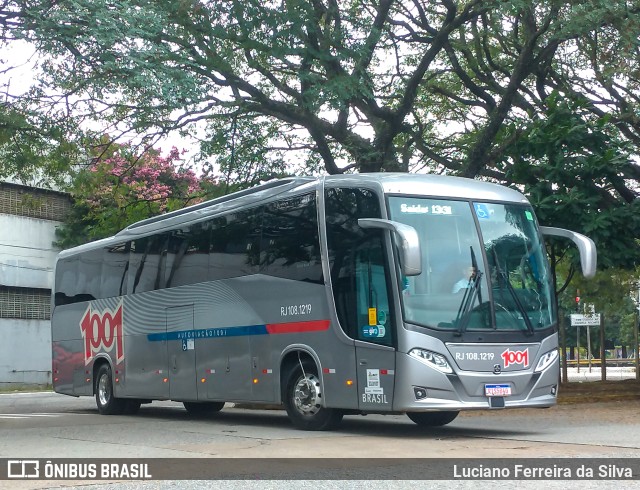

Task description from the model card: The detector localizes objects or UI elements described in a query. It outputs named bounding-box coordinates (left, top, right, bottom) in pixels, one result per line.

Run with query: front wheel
left=95, top=364, right=127, bottom=415
left=407, top=411, right=459, bottom=427
left=283, top=361, right=343, bottom=431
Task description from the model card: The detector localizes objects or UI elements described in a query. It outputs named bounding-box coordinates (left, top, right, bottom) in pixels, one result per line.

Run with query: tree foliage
left=4, top=1, right=635, bottom=174
left=1, top=0, right=638, bottom=269
left=501, top=94, right=640, bottom=277
left=55, top=143, right=220, bottom=248
left=557, top=265, right=639, bottom=351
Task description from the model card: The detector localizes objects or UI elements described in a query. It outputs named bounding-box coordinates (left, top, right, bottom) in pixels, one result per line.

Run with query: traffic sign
left=570, top=313, right=601, bottom=326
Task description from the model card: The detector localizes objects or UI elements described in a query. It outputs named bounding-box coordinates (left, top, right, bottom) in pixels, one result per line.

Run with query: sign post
left=570, top=314, right=601, bottom=374
left=600, top=313, right=606, bottom=381
left=570, top=313, right=601, bottom=327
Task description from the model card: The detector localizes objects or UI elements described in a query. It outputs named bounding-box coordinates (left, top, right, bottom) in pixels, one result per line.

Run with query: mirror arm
left=358, top=218, right=422, bottom=276
left=539, top=226, right=597, bottom=279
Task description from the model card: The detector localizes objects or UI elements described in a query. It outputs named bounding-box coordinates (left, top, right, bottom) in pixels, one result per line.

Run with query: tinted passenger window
left=209, top=210, right=261, bottom=280
left=101, top=243, right=130, bottom=298
left=76, top=248, right=103, bottom=302
left=166, top=222, right=211, bottom=288
left=261, top=193, right=323, bottom=283
left=54, top=257, right=79, bottom=306
left=325, top=188, right=393, bottom=346
left=128, top=234, right=167, bottom=294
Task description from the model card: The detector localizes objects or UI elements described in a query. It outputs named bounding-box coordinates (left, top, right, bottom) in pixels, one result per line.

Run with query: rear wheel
left=183, top=401, right=225, bottom=415
left=95, top=364, right=127, bottom=415
left=407, top=411, right=459, bottom=427
left=283, top=361, right=343, bottom=431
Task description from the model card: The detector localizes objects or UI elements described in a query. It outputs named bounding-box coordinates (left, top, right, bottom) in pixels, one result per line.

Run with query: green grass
left=0, top=384, right=53, bottom=393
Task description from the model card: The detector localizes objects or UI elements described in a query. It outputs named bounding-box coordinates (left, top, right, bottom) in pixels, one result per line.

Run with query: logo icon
left=500, top=348, right=529, bottom=369
left=80, top=301, right=124, bottom=365
left=493, top=364, right=502, bottom=374
left=7, top=460, right=39, bottom=479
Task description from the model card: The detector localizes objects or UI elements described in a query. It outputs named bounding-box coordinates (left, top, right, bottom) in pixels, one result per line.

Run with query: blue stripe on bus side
left=147, top=324, right=268, bottom=342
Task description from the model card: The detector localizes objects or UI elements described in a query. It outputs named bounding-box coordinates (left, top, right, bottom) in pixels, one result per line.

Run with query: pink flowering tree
left=56, top=143, right=222, bottom=248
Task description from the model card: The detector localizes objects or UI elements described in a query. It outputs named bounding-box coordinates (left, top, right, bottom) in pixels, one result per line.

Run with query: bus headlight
left=535, top=349, right=558, bottom=372
left=409, top=348, right=453, bottom=374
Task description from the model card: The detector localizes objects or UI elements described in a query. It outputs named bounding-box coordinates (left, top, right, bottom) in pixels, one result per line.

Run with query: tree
left=557, top=266, right=639, bottom=355
left=2, top=0, right=638, bottom=269
left=55, top=143, right=220, bottom=248
left=501, top=94, right=640, bottom=277
left=5, top=1, right=634, bottom=178
left=1, top=2, right=81, bottom=187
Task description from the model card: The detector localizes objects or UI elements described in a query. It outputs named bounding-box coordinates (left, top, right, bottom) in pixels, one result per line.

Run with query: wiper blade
left=454, top=273, right=483, bottom=335
left=492, top=249, right=535, bottom=336
left=454, top=247, right=483, bottom=336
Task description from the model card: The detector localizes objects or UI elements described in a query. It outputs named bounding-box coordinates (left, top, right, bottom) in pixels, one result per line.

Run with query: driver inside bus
left=452, top=266, right=478, bottom=293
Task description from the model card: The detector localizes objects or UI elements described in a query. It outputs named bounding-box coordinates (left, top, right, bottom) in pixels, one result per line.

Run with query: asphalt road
left=1, top=392, right=639, bottom=488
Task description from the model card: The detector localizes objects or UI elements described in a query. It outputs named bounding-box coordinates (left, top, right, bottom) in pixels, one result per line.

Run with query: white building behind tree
left=0, top=181, right=71, bottom=387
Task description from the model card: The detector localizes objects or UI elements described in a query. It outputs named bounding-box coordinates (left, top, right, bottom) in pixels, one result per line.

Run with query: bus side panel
left=123, top=293, right=180, bottom=400
left=249, top=330, right=277, bottom=403
left=53, top=276, right=360, bottom=409
left=52, top=300, right=125, bottom=397
left=235, top=275, right=360, bottom=410
left=52, top=339, right=83, bottom=396
left=122, top=330, right=170, bottom=400
left=52, top=304, right=91, bottom=396
left=203, top=336, right=253, bottom=401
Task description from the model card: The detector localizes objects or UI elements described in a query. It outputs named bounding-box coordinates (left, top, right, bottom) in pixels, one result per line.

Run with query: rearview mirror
left=539, top=226, right=597, bottom=278
left=358, top=218, right=422, bottom=276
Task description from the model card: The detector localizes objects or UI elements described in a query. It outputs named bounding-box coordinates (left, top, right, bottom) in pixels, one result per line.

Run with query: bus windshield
left=388, top=197, right=555, bottom=333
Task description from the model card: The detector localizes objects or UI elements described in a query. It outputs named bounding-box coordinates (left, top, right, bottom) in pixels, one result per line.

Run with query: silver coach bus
left=51, top=174, right=596, bottom=430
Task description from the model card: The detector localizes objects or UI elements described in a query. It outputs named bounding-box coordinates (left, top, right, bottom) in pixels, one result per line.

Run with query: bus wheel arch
left=93, top=360, right=127, bottom=415
left=281, top=350, right=343, bottom=431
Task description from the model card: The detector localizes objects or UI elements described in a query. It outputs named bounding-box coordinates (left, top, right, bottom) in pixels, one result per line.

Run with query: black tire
left=407, top=411, right=459, bottom=427
left=183, top=401, right=225, bottom=415
left=283, top=361, right=343, bottom=431
left=95, top=364, right=127, bottom=415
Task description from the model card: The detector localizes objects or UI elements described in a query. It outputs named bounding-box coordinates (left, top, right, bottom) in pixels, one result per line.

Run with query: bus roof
left=323, top=173, right=528, bottom=203
left=57, top=173, right=529, bottom=259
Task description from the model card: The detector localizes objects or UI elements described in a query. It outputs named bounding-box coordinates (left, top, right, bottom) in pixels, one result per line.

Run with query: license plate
left=485, top=384, right=511, bottom=397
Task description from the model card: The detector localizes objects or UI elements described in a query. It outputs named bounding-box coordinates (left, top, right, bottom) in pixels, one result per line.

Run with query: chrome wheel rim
left=98, top=374, right=110, bottom=407
left=293, top=373, right=321, bottom=416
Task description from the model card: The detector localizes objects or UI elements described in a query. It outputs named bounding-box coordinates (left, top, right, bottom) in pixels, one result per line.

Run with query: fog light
left=413, top=387, right=428, bottom=400
left=551, top=385, right=557, bottom=396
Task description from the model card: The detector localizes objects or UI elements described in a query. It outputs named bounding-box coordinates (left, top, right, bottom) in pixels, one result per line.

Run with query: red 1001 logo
left=80, top=302, right=124, bottom=365
left=500, top=348, right=529, bottom=369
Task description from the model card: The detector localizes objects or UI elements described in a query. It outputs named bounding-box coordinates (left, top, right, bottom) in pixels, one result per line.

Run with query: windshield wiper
left=492, top=249, right=535, bottom=336
left=454, top=247, right=483, bottom=336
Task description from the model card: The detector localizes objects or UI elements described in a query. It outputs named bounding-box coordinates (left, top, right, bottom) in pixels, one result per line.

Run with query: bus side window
left=166, top=222, right=211, bottom=288
left=128, top=234, right=167, bottom=294
left=325, top=187, right=394, bottom=347
left=102, top=243, right=130, bottom=298
left=54, top=256, right=79, bottom=306
left=261, top=193, right=323, bottom=284
left=209, top=209, right=261, bottom=280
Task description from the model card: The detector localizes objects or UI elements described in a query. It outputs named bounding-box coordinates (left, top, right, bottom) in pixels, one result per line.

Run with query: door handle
left=172, top=355, right=177, bottom=371
left=359, top=359, right=368, bottom=366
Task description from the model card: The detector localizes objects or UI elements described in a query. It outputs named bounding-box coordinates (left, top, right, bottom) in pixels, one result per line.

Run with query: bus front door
left=354, top=250, right=396, bottom=411
left=356, top=343, right=396, bottom=410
